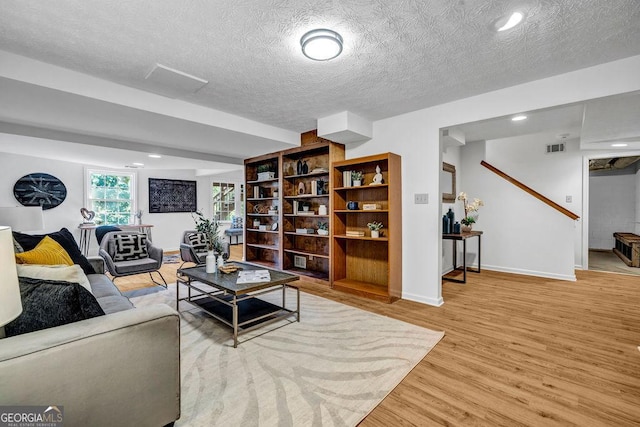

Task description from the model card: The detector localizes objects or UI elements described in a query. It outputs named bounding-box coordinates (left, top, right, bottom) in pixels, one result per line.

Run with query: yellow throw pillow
left=15, top=236, right=74, bottom=266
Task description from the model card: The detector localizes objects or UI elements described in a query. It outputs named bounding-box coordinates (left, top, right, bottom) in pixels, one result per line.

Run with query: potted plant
left=317, top=222, right=329, bottom=235
left=192, top=210, right=224, bottom=272
left=257, top=164, right=275, bottom=181
left=367, top=221, right=383, bottom=238
left=457, top=192, right=484, bottom=232
left=351, top=170, right=364, bottom=186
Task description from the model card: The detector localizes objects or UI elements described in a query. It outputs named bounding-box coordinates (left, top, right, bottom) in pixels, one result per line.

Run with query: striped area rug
left=131, top=284, right=444, bottom=426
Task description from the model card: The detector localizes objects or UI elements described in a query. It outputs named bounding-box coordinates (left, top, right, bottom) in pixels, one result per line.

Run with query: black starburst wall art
left=13, top=173, right=67, bottom=210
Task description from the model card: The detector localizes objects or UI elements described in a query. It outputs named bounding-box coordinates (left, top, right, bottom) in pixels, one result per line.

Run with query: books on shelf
left=342, top=170, right=352, bottom=187
left=237, top=270, right=271, bottom=284
left=311, top=180, right=317, bottom=195
left=346, top=230, right=365, bottom=237
left=295, top=228, right=315, bottom=234
left=362, top=203, right=381, bottom=210
left=253, top=186, right=260, bottom=198
left=297, top=211, right=315, bottom=216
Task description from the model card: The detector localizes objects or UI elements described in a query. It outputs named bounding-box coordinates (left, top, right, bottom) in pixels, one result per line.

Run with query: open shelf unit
left=331, top=152, right=402, bottom=302
left=244, top=131, right=344, bottom=280
left=244, top=152, right=281, bottom=269
left=280, top=138, right=344, bottom=281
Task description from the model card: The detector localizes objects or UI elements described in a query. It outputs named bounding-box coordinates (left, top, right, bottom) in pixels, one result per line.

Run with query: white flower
left=457, top=192, right=467, bottom=201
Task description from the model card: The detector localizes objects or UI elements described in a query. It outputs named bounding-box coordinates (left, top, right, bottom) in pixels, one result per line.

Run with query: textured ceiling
left=1, top=0, right=640, bottom=133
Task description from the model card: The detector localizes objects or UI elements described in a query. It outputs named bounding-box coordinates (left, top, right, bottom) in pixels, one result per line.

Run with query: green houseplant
left=317, top=221, right=329, bottom=235
left=257, top=164, right=275, bottom=181
left=367, top=221, right=383, bottom=238
left=351, top=170, right=363, bottom=186
left=192, top=210, right=224, bottom=254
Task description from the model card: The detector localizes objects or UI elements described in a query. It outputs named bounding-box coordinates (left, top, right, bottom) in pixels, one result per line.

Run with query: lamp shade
left=0, top=206, right=44, bottom=232
left=0, top=226, right=22, bottom=328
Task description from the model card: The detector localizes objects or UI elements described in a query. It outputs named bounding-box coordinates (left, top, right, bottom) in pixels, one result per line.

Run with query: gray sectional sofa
left=0, top=258, right=181, bottom=427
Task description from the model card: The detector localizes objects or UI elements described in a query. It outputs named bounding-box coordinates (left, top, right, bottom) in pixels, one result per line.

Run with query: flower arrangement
left=317, top=222, right=328, bottom=231
left=457, top=192, right=484, bottom=226
left=367, top=221, right=384, bottom=231
left=192, top=210, right=224, bottom=254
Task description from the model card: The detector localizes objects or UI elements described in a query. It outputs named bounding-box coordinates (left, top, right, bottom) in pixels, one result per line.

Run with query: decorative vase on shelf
left=302, top=160, right=308, bottom=174
left=205, top=251, right=216, bottom=273
left=297, top=159, right=303, bottom=175
left=371, top=230, right=380, bottom=238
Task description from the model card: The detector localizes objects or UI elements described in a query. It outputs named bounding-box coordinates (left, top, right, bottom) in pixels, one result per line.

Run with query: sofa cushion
left=15, top=236, right=74, bottom=266
left=13, top=228, right=96, bottom=275
left=4, top=277, right=105, bottom=337
left=96, top=295, right=135, bottom=314
left=113, top=234, right=148, bottom=261
left=87, top=273, right=122, bottom=298
left=114, top=257, right=158, bottom=274
left=187, top=232, right=209, bottom=251
left=17, top=264, right=92, bottom=294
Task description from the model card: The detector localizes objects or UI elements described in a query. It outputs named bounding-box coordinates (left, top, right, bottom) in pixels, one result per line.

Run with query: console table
left=442, top=230, right=483, bottom=283
left=613, top=232, right=640, bottom=267
left=78, top=223, right=154, bottom=256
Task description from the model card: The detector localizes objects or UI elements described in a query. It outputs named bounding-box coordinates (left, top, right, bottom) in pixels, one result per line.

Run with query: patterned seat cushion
left=113, top=234, right=148, bottom=261
left=187, top=233, right=209, bottom=251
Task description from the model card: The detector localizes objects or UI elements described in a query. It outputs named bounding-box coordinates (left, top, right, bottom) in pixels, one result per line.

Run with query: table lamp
left=0, top=206, right=45, bottom=232
left=0, top=226, right=22, bottom=338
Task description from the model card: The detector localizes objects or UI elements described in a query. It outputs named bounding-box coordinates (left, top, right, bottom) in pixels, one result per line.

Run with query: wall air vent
left=546, top=143, right=565, bottom=154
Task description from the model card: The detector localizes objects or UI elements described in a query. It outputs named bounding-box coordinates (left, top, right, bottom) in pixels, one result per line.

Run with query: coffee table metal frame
left=176, top=263, right=300, bottom=348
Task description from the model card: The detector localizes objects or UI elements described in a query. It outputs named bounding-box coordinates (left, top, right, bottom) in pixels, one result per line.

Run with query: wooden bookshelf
left=244, top=152, right=281, bottom=269
left=244, top=131, right=344, bottom=280
left=331, top=153, right=402, bottom=303
left=280, top=138, right=345, bottom=281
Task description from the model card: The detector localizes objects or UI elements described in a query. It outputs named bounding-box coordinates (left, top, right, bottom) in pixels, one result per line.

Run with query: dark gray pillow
left=5, top=277, right=105, bottom=337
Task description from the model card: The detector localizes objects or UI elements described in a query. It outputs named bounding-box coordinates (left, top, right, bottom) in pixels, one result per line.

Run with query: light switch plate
left=414, top=193, right=429, bottom=204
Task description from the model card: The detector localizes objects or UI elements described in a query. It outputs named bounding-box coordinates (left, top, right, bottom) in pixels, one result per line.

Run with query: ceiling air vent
left=546, top=143, right=565, bottom=154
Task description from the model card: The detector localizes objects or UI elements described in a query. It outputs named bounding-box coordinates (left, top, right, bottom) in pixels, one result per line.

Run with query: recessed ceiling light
left=511, top=115, right=528, bottom=121
left=148, top=154, right=162, bottom=158
left=300, top=29, right=343, bottom=61
left=611, top=143, right=628, bottom=147
left=132, top=162, right=144, bottom=166
left=495, top=12, right=524, bottom=32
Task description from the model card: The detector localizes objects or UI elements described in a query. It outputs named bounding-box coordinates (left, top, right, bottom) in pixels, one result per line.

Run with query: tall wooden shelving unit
left=244, top=153, right=282, bottom=269
left=244, top=131, right=344, bottom=281
left=331, top=153, right=402, bottom=303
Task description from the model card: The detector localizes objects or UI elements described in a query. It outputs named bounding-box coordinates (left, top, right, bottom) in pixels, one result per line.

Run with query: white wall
left=486, top=133, right=584, bottom=268
left=589, top=169, right=636, bottom=249
left=0, top=148, right=213, bottom=255
left=460, top=137, right=577, bottom=280
left=441, top=145, right=462, bottom=274
left=345, top=54, right=640, bottom=305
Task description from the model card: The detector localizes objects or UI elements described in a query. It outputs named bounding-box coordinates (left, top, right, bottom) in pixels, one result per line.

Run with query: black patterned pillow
left=113, top=234, right=148, bottom=261
left=187, top=233, right=209, bottom=251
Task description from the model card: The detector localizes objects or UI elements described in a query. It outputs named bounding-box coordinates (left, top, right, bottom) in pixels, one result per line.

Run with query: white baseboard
left=483, top=264, right=576, bottom=282
left=402, top=292, right=444, bottom=307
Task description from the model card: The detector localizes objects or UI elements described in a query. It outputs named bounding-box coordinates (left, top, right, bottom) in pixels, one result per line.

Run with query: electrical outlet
left=566, top=195, right=572, bottom=203
left=414, top=193, right=429, bottom=204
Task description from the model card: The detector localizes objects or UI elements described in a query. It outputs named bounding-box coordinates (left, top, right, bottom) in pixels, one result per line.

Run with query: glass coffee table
left=176, top=262, right=300, bottom=347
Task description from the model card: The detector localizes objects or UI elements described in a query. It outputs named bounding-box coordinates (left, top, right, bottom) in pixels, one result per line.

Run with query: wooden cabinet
left=331, top=153, right=402, bottom=302
left=280, top=141, right=344, bottom=281
left=244, top=132, right=344, bottom=280
left=244, top=153, right=281, bottom=269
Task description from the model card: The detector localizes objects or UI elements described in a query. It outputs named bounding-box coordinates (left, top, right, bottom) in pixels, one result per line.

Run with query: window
left=86, top=169, right=136, bottom=225
left=212, top=182, right=243, bottom=222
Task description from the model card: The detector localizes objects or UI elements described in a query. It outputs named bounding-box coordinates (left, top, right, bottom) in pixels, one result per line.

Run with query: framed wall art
left=148, top=178, right=197, bottom=213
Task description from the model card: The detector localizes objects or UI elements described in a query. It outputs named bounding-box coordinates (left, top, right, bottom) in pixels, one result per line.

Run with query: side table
left=442, top=230, right=483, bottom=283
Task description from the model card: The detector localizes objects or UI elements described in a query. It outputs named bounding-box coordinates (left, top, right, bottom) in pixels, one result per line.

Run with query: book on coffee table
left=237, top=270, right=271, bottom=284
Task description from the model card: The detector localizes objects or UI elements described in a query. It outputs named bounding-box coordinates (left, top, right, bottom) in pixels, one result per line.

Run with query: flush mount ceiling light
left=511, top=115, right=528, bottom=121
left=148, top=154, right=162, bottom=158
left=132, top=162, right=144, bottom=166
left=495, top=12, right=524, bottom=32
left=300, top=29, right=343, bottom=61
left=611, top=143, right=628, bottom=147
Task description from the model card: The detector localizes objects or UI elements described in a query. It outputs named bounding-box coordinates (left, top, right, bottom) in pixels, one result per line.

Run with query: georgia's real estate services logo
left=0, top=406, right=63, bottom=427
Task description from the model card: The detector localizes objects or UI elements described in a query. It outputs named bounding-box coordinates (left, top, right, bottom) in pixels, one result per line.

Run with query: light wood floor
left=116, top=247, right=640, bottom=426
